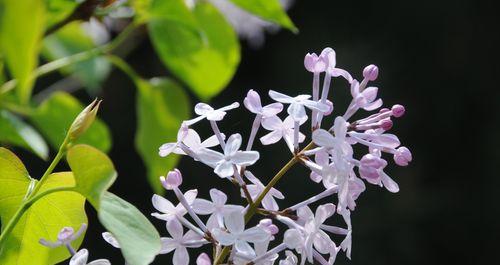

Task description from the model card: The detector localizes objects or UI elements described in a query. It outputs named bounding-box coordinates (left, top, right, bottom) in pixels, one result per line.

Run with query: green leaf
left=30, top=92, right=112, bottom=152
left=0, top=110, right=49, bottom=160
left=0, top=0, right=46, bottom=104
left=228, top=0, right=297, bottom=32
left=135, top=78, right=189, bottom=194
left=0, top=149, right=87, bottom=265
left=98, top=192, right=161, bottom=265
left=45, top=0, right=79, bottom=29
left=66, top=144, right=161, bottom=265
left=42, top=22, right=111, bottom=95
left=148, top=0, right=240, bottom=100
left=66, top=144, right=117, bottom=208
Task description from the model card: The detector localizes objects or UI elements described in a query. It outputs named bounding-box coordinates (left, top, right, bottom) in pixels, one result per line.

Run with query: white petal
left=225, top=134, right=242, bottom=156
left=70, top=249, right=89, bottom=265
left=240, top=226, right=271, bottom=243
left=206, top=109, right=226, bottom=121
left=315, top=203, right=336, bottom=224
left=313, top=231, right=335, bottom=254
left=87, top=260, right=111, bottom=265
left=218, top=102, right=240, bottom=112
left=184, top=189, right=198, bottom=205
left=287, top=103, right=307, bottom=121
left=244, top=89, right=263, bottom=114
left=235, top=240, right=256, bottom=257
left=197, top=148, right=224, bottom=164
left=214, top=161, right=235, bottom=178
left=192, top=199, right=215, bottom=215
left=210, top=188, right=228, bottom=206
left=283, top=229, right=303, bottom=249
left=183, top=129, right=202, bottom=148
left=261, top=115, right=283, bottom=130
left=231, top=151, right=259, bottom=166
left=152, top=194, right=175, bottom=214
left=102, top=232, right=120, bottom=248
left=194, top=103, right=214, bottom=115
left=201, top=135, right=222, bottom=148
left=212, top=229, right=236, bottom=246
left=312, top=129, right=335, bottom=148
left=160, top=237, right=176, bottom=254
left=364, top=98, right=383, bottom=111
left=361, top=86, right=378, bottom=103
left=302, top=100, right=329, bottom=113
left=224, top=210, right=245, bottom=234
left=173, top=246, right=190, bottom=265
left=333, top=117, right=348, bottom=138
left=297, top=206, right=314, bottom=221
left=261, top=195, right=279, bottom=211
left=244, top=171, right=262, bottom=186
left=183, top=230, right=203, bottom=244
left=166, top=218, right=184, bottom=240
left=260, top=131, right=283, bottom=145
left=269, top=90, right=294, bottom=103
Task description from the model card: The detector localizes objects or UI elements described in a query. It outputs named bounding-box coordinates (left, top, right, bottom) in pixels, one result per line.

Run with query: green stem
left=106, top=55, right=141, bottom=83
left=0, top=22, right=139, bottom=96
left=213, top=142, right=315, bottom=265
left=0, top=186, right=75, bottom=246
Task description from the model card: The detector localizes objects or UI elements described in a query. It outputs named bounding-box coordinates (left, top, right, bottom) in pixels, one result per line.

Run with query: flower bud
left=394, top=147, right=412, bottom=166
left=68, top=99, right=101, bottom=141
left=259, top=218, right=279, bottom=235
left=391, top=104, right=405, bottom=118
left=196, top=253, right=211, bottom=265
left=57, top=227, right=74, bottom=243
left=380, top=119, right=393, bottom=131
left=363, top=64, right=379, bottom=81
left=160, top=169, right=183, bottom=190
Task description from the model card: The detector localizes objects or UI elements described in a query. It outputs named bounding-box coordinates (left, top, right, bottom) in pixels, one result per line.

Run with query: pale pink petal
left=192, top=199, right=214, bottom=215
left=183, top=230, right=203, bottom=244
left=184, top=189, right=198, bottom=205
left=312, top=129, right=335, bottom=148
left=260, top=131, right=282, bottom=145
left=283, top=229, right=303, bottom=249
left=235, top=240, right=256, bottom=256
left=333, top=117, right=348, bottom=138
left=297, top=206, right=314, bottom=221
left=166, top=218, right=184, bottom=240
left=331, top=68, right=353, bottom=83
left=240, top=227, right=270, bottom=243
left=160, top=237, right=176, bottom=254
left=159, top=143, right=177, bottom=157
left=261, top=103, right=283, bottom=117
left=183, top=129, right=202, bottom=148
left=350, top=80, right=360, bottom=97
left=201, top=134, right=223, bottom=148
left=314, top=231, right=335, bottom=254
left=244, top=89, right=263, bottom=114
left=361, top=86, right=378, bottom=103
left=315, top=203, right=336, bottom=224
left=194, top=103, right=214, bottom=115
left=173, top=247, right=189, bottom=265
left=302, top=100, right=330, bottom=113
left=224, top=210, right=244, bottom=234
left=261, top=115, right=282, bottom=130
left=208, top=189, right=227, bottom=206
left=364, top=98, right=383, bottom=111
left=152, top=195, right=175, bottom=213
left=287, top=103, right=307, bottom=121
left=196, top=253, right=211, bottom=265
left=206, top=110, right=226, bottom=121
left=381, top=172, right=399, bottom=193
left=197, top=148, right=224, bottom=164
left=320, top=47, right=336, bottom=68
left=261, top=195, right=279, bottom=211
left=225, top=134, right=242, bottom=156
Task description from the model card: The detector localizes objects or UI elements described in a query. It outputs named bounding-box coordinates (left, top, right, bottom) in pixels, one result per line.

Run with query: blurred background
left=18, top=0, right=498, bottom=264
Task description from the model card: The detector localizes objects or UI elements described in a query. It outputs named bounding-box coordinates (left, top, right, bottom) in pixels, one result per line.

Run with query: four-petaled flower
left=244, top=89, right=283, bottom=117
left=192, top=188, right=244, bottom=230
left=184, top=102, right=240, bottom=126
left=197, top=134, right=260, bottom=178
left=268, top=90, right=329, bottom=121
left=213, top=210, right=270, bottom=256
left=69, top=249, right=110, bottom=265
left=160, top=218, right=204, bottom=265
left=151, top=189, right=198, bottom=222
left=260, top=115, right=306, bottom=152
left=244, top=171, right=284, bottom=211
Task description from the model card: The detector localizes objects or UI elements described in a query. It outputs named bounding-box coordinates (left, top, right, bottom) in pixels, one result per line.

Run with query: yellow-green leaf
left=228, top=0, right=297, bottom=32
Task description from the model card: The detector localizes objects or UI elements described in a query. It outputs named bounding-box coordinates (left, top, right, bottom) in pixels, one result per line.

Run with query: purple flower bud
left=160, top=169, right=183, bottom=190
left=363, top=64, right=379, bottom=81
left=359, top=154, right=387, bottom=184
left=394, top=147, right=412, bottom=166
left=323, top=100, right=334, bottom=116
left=380, top=119, right=393, bottom=131
left=196, top=253, right=211, bottom=265
left=57, top=227, right=75, bottom=242
left=259, top=218, right=279, bottom=235
left=304, top=52, right=328, bottom=73
left=391, top=104, right=405, bottom=118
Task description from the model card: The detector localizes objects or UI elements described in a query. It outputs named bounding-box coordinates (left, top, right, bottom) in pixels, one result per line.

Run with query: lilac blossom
left=197, top=134, right=259, bottom=178
left=160, top=218, right=204, bottom=265
left=172, top=129, right=223, bottom=156
left=159, top=123, right=189, bottom=157
left=151, top=189, right=198, bottom=222
left=260, top=115, right=306, bottom=152
left=70, top=249, right=110, bottom=265
left=184, top=102, right=240, bottom=126
left=212, top=210, right=270, bottom=256
left=268, top=90, right=329, bottom=122
left=243, top=171, right=284, bottom=211
left=192, top=188, right=244, bottom=230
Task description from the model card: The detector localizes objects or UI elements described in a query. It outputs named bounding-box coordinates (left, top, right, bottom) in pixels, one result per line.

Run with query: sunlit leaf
left=30, top=92, right=111, bottom=152
left=98, top=192, right=161, bottom=265
left=0, top=0, right=46, bottom=104
left=228, top=0, right=297, bottom=31
left=148, top=0, right=240, bottom=100
left=67, top=144, right=161, bottom=265
left=45, top=0, right=79, bottom=30
left=43, top=22, right=111, bottom=95
left=135, top=78, right=189, bottom=194
left=67, top=144, right=117, bottom=208
left=0, top=149, right=87, bottom=265
left=0, top=111, right=49, bottom=160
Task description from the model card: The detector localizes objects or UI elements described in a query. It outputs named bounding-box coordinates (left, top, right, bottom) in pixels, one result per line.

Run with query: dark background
left=22, top=0, right=500, bottom=264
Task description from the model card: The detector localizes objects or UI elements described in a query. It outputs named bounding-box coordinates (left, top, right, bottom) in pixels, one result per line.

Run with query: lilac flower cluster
left=40, top=47, right=411, bottom=265
left=145, top=47, right=413, bottom=265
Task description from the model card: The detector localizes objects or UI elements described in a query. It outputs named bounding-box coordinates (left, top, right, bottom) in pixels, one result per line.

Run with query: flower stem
left=213, top=141, right=315, bottom=264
